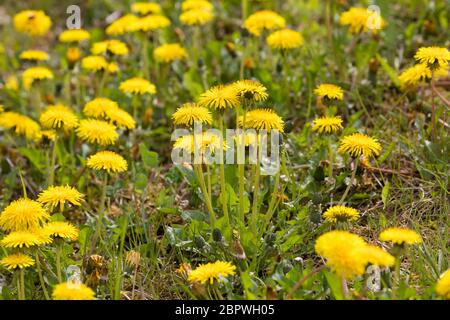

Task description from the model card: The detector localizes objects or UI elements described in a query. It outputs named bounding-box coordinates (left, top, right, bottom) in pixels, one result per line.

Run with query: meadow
left=0, top=0, right=449, bottom=300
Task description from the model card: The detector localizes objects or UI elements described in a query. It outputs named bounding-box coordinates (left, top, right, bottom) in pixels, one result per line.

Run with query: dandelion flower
left=379, top=227, right=422, bottom=245
left=83, top=98, right=119, bottom=118
left=14, top=10, right=52, bottom=36
left=5, top=75, right=19, bottom=91
left=232, top=80, right=268, bottom=102
left=40, top=104, right=79, bottom=130
left=106, top=15, right=139, bottom=36
left=180, top=9, right=214, bottom=26
left=119, top=77, right=156, bottom=95
left=1, top=230, right=51, bottom=248
left=188, top=261, right=236, bottom=284
left=91, top=40, right=129, bottom=56
left=338, top=133, right=381, bottom=158
left=128, top=14, right=171, bottom=32
left=361, top=245, right=395, bottom=268
left=314, top=84, right=344, bottom=101
left=315, top=230, right=368, bottom=279
left=42, top=221, right=79, bottom=241
left=436, top=269, right=450, bottom=299
left=244, top=10, right=286, bottom=36
left=105, top=108, right=136, bottom=130
left=266, top=29, right=304, bottom=50
left=0, top=253, right=35, bottom=270
left=198, top=85, right=239, bottom=110
left=339, top=7, right=386, bottom=34
left=0, top=198, right=49, bottom=232
left=323, top=205, right=360, bottom=223
left=154, top=43, right=188, bottom=63
left=240, top=108, right=284, bottom=132
left=182, top=0, right=213, bottom=12
left=172, top=103, right=212, bottom=126
left=174, top=132, right=225, bottom=154
left=59, top=29, right=91, bottom=43
left=52, top=282, right=95, bottom=300
left=107, top=62, right=120, bottom=74
left=22, top=66, right=53, bottom=90
left=312, top=116, right=343, bottom=134
left=76, top=119, right=119, bottom=146
left=414, top=46, right=450, bottom=69
left=19, top=50, right=49, bottom=61
left=0, top=112, right=41, bottom=140
left=67, top=47, right=82, bottom=63
left=37, top=129, right=57, bottom=142
left=131, top=2, right=161, bottom=15
left=81, top=55, right=109, bottom=72
left=38, top=185, right=84, bottom=211
left=398, top=63, right=448, bottom=89
left=87, top=151, right=128, bottom=173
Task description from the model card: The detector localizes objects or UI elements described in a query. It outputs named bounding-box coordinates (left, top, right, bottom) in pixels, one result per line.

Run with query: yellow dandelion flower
left=266, top=29, right=304, bottom=50
left=154, top=43, right=188, bottom=63
left=19, top=50, right=49, bottom=61
left=175, top=262, right=192, bottom=278
left=182, top=0, right=213, bottom=12
left=125, top=250, right=141, bottom=267
left=87, top=150, right=128, bottom=173
left=244, top=10, right=286, bottom=36
left=361, top=245, right=395, bottom=268
left=37, top=185, right=84, bottom=211
left=379, top=227, right=422, bottom=245
left=0, top=111, right=41, bottom=140
left=188, top=261, right=236, bottom=284
left=0, top=198, right=49, bottom=232
left=198, top=85, right=239, bottom=110
left=339, top=7, right=386, bottom=34
left=436, top=269, right=450, bottom=299
left=414, top=46, right=450, bottom=69
left=131, top=2, right=161, bottom=15
left=39, top=104, right=79, bottom=130
left=22, top=66, right=53, bottom=90
left=398, top=63, right=448, bottom=89
left=42, top=221, right=79, bottom=241
left=232, top=80, right=268, bottom=102
left=37, top=129, right=57, bottom=142
left=172, top=103, right=212, bottom=126
left=106, top=14, right=139, bottom=36
left=314, top=84, right=344, bottom=101
left=0, top=253, right=35, bottom=270
left=81, top=55, right=109, bottom=72
left=128, top=14, right=171, bottom=32
left=315, top=230, right=368, bottom=280
left=5, top=75, right=19, bottom=91
left=105, top=108, right=136, bottom=129
left=119, top=77, right=156, bottom=95
left=234, top=131, right=258, bottom=147
left=83, top=98, right=119, bottom=118
left=180, top=9, right=214, bottom=26
left=1, top=230, right=51, bottom=248
left=52, top=282, right=95, bottom=300
left=59, top=29, right=91, bottom=43
left=107, top=62, right=120, bottom=74
left=91, top=40, right=129, bottom=56
left=173, top=132, right=225, bottom=154
left=338, top=133, right=381, bottom=158
left=240, top=108, right=284, bottom=132
left=312, top=116, right=343, bottom=134
left=173, top=135, right=195, bottom=153
left=67, top=47, right=82, bottom=63
left=322, top=205, right=360, bottom=223
left=14, top=10, right=52, bottom=36
left=76, top=119, right=118, bottom=146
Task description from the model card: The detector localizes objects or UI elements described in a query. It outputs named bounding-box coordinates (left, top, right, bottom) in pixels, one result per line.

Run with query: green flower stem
left=32, top=84, right=42, bottom=117
left=339, top=158, right=359, bottom=204
left=20, top=268, right=25, bottom=300
left=56, top=241, right=63, bottom=283
left=194, top=164, right=216, bottom=228
left=113, top=214, right=128, bottom=300
left=35, top=251, right=50, bottom=300
left=98, top=70, right=109, bottom=97
left=238, top=105, right=247, bottom=224
left=251, top=142, right=261, bottom=234
left=218, top=115, right=231, bottom=229
left=142, top=33, right=150, bottom=79
left=48, top=133, right=58, bottom=187
left=430, top=74, right=437, bottom=141
left=327, top=135, right=334, bottom=178
left=341, top=275, right=349, bottom=300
